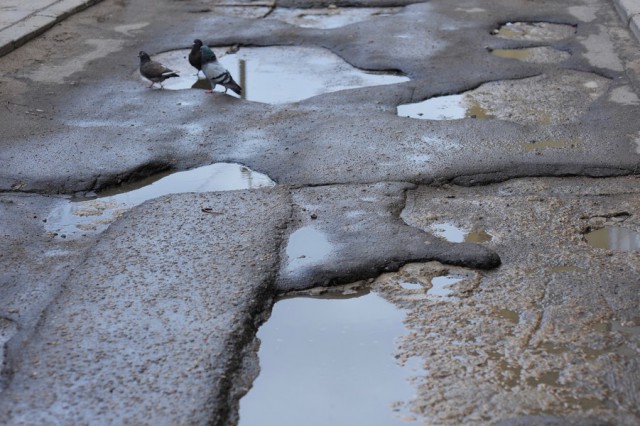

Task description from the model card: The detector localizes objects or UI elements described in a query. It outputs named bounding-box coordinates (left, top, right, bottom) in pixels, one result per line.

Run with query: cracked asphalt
left=1, top=0, right=639, bottom=424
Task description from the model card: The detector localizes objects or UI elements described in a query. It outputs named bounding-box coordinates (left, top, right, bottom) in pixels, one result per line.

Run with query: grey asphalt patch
left=0, top=188, right=290, bottom=425
left=277, top=182, right=500, bottom=291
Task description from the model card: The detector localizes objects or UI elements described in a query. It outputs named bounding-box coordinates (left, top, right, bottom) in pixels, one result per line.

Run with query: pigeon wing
left=142, top=60, right=175, bottom=78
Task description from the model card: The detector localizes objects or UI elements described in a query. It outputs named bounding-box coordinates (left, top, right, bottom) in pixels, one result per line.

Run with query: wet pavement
left=1, top=0, right=640, bottom=424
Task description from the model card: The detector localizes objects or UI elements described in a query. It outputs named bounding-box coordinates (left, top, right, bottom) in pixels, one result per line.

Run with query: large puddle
left=239, top=291, right=422, bottom=425
left=46, top=163, right=275, bottom=238
left=146, top=46, right=409, bottom=103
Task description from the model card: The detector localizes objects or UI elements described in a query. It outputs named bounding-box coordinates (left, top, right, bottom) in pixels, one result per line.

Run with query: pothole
left=143, top=46, right=409, bottom=103
left=398, top=70, right=609, bottom=125
left=584, top=226, right=640, bottom=251
left=427, top=222, right=493, bottom=243
left=488, top=46, right=571, bottom=63
left=491, top=22, right=576, bottom=41
left=239, top=289, right=422, bottom=425
left=266, top=6, right=401, bottom=29
left=46, top=163, right=275, bottom=238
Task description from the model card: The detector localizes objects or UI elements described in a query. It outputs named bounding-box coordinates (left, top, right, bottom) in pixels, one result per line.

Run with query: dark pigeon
left=138, top=51, right=179, bottom=89
left=200, top=45, right=242, bottom=96
left=189, top=39, right=203, bottom=73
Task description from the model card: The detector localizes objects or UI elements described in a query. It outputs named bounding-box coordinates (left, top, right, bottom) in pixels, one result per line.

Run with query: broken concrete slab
left=276, top=182, right=500, bottom=291
left=0, top=188, right=290, bottom=425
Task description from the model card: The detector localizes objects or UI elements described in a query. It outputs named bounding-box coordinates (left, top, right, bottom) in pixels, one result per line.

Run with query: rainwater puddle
left=148, top=46, right=409, bottom=103
left=399, top=281, right=423, bottom=290
left=584, top=226, right=640, bottom=251
left=239, top=292, right=421, bottom=426
left=491, top=22, right=576, bottom=41
left=489, top=46, right=571, bottom=63
left=429, top=222, right=493, bottom=244
left=494, top=308, right=520, bottom=324
left=267, top=7, right=401, bottom=29
left=285, top=227, right=334, bottom=271
left=428, top=275, right=463, bottom=297
left=46, top=163, right=275, bottom=238
left=397, top=94, right=493, bottom=120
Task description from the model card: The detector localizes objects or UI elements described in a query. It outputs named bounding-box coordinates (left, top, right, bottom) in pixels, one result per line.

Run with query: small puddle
left=397, top=94, right=492, bottom=120
left=494, top=308, right=520, bottom=324
left=285, top=227, right=334, bottom=271
left=427, top=275, right=463, bottom=297
left=489, top=47, right=571, bottom=63
left=584, top=226, right=640, bottom=251
left=491, top=22, right=576, bottom=41
left=428, top=222, right=493, bottom=244
left=267, top=7, right=401, bottom=29
left=239, top=292, right=421, bottom=425
left=147, top=46, right=409, bottom=103
left=46, top=163, right=275, bottom=238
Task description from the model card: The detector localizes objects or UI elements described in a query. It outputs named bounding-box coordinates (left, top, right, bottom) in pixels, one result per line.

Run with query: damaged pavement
left=1, top=0, right=639, bottom=424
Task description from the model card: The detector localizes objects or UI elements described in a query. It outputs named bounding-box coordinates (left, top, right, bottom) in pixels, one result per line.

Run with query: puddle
left=494, top=308, right=520, bottom=324
left=46, top=163, right=275, bottom=238
left=397, top=94, right=488, bottom=120
left=399, top=281, right=423, bottom=290
left=239, top=292, right=421, bottom=425
left=267, top=7, right=401, bottom=29
left=285, top=227, right=334, bottom=271
left=526, top=370, right=560, bottom=387
left=399, top=71, right=608, bottom=125
left=428, top=222, right=492, bottom=244
left=489, top=47, right=571, bottom=63
left=491, top=22, right=576, bottom=41
left=427, top=275, right=463, bottom=297
left=584, top=226, right=640, bottom=251
left=146, top=46, right=409, bottom=103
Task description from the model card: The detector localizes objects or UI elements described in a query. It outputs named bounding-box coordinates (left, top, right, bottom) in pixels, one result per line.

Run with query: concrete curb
left=0, top=0, right=104, bottom=58
left=614, top=0, right=640, bottom=43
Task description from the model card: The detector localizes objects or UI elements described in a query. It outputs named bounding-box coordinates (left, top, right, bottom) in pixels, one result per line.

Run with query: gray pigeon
left=200, top=45, right=242, bottom=95
left=138, top=51, right=179, bottom=89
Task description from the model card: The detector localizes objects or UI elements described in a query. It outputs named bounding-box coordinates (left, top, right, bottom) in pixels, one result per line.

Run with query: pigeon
left=188, top=39, right=203, bottom=74
left=138, top=51, right=179, bottom=89
left=200, top=45, right=242, bottom=96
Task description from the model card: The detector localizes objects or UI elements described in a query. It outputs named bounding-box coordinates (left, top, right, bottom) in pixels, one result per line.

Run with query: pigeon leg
left=147, top=81, right=155, bottom=88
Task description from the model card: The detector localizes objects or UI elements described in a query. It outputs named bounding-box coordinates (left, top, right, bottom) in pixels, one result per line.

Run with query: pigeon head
left=193, top=39, right=203, bottom=48
left=200, top=45, right=217, bottom=63
left=138, top=51, right=151, bottom=63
